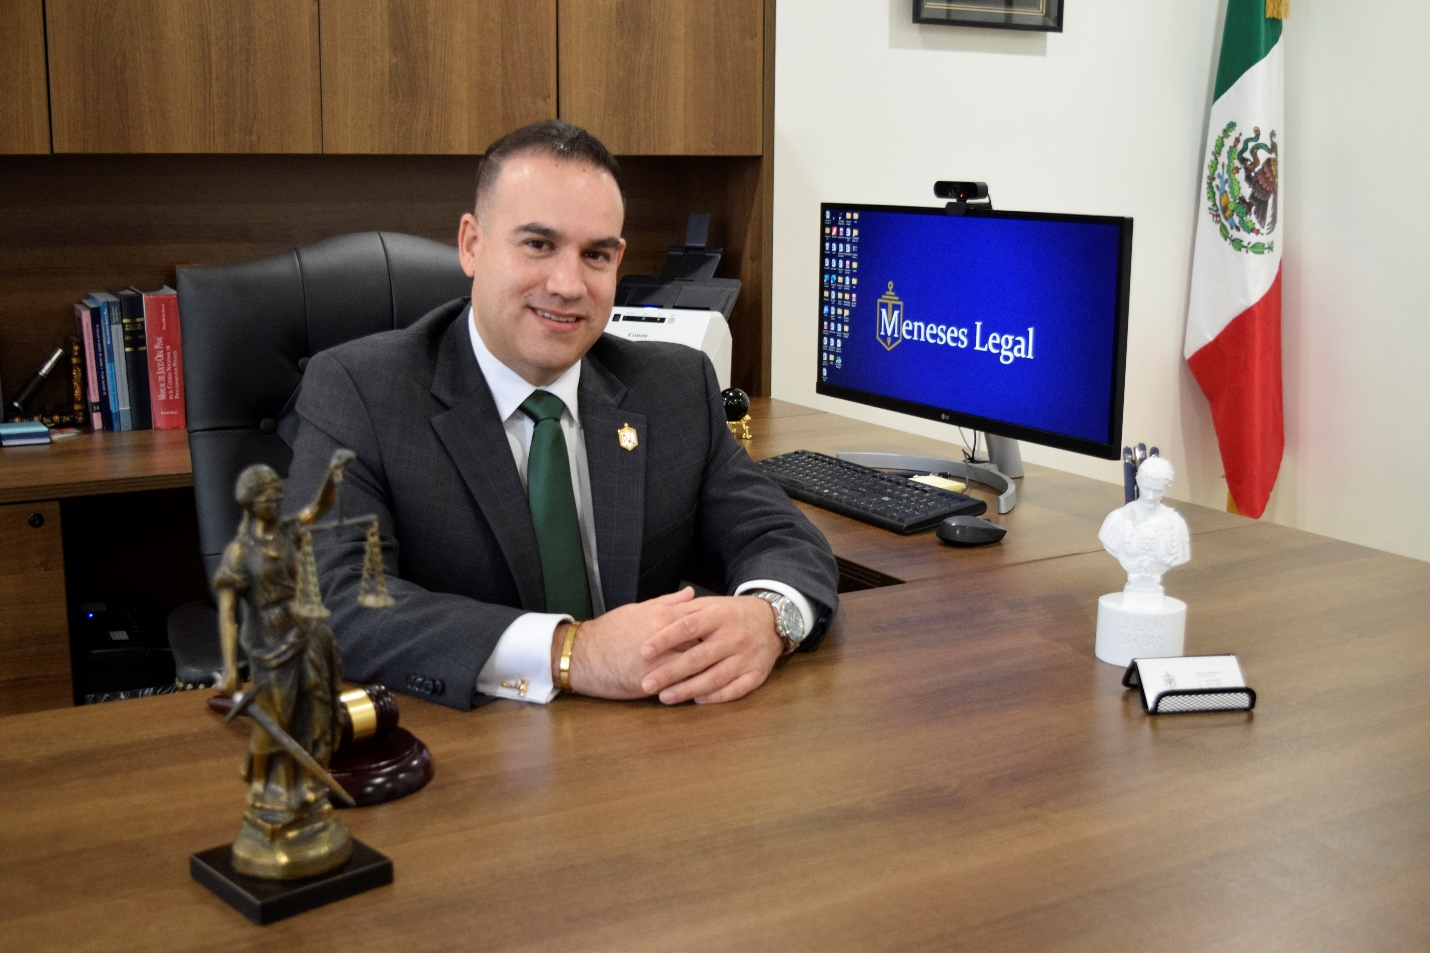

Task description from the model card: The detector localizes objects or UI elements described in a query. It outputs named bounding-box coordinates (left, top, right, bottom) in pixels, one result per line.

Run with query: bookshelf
left=0, top=429, right=191, bottom=505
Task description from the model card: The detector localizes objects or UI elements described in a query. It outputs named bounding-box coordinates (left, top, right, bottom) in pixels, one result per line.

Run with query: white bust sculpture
left=1098, top=456, right=1190, bottom=598
left=1094, top=455, right=1192, bottom=666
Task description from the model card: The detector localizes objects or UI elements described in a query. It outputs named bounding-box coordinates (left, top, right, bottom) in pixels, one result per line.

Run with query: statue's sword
left=225, top=690, right=356, bottom=807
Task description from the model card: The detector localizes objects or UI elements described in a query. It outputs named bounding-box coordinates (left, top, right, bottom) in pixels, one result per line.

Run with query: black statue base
left=190, top=839, right=392, bottom=925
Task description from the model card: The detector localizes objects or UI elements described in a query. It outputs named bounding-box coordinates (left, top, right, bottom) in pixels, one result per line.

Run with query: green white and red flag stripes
left=1184, top=0, right=1285, bottom=518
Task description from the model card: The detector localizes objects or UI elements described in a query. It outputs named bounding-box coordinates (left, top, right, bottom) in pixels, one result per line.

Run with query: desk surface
left=0, top=428, right=191, bottom=504
left=753, top=399, right=1245, bottom=583
left=2, top=402, right=1427, bottom=952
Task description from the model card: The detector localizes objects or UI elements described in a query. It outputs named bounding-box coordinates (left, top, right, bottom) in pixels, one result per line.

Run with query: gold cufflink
left=500, top=678, right=529, bottom=698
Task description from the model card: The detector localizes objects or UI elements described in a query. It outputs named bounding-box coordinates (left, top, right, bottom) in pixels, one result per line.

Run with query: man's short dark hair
left=473, top=120, right=623, bottom=219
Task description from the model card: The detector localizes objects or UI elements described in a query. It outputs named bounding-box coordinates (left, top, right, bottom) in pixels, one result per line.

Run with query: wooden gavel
left=209, top=684, right=401, bottom=754
left=335, top=685, right=400, bottom=750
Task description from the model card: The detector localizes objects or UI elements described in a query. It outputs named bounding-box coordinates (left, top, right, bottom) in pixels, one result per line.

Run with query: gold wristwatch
left=749, top=589, right=806, bottom=655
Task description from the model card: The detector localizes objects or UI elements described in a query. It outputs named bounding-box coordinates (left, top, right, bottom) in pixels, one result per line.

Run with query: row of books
left=75, top=287, right=186, bottom=431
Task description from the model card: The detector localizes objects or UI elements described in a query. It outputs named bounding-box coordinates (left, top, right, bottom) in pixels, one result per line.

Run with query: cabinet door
left=46, top=0, right=321, bottom=153
left=322, top=0, right=556, bottom=155
left=559, top=0, right=764, bottom=156
left=0, top=0, right=50, bottom=154
left=0, top=502, right=71, bottom=715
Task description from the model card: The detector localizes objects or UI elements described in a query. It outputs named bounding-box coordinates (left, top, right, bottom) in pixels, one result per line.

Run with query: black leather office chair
left=169, top=231, right=471, bottom=686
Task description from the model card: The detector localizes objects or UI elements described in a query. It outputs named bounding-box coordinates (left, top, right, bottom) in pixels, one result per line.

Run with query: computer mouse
left=936, top=515, right=1006, bottom=546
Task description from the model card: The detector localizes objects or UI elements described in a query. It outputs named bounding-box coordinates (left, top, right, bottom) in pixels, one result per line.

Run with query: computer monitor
left=815, top=203, right=1132, bottom=461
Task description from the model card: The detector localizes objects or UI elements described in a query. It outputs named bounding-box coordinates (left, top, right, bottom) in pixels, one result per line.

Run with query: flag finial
left=1266, top=0, right=1289, bottom=19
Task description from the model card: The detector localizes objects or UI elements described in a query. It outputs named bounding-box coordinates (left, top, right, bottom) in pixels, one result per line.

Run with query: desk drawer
left=0, top=501, right=71, bottom=715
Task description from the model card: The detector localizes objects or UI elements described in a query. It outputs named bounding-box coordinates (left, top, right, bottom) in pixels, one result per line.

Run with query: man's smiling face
left=458, top=153, right=626, bottom=387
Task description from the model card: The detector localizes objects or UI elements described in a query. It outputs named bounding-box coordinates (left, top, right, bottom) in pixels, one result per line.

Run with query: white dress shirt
left=467, top=310, right=814, bottom=703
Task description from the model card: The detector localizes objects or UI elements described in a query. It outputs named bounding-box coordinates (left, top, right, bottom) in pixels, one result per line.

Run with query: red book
left=141, top=286, right=186, bottom=430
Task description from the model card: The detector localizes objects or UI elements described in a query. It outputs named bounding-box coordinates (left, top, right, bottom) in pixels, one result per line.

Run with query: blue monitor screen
left=815, top=203, right=1133, bottom=460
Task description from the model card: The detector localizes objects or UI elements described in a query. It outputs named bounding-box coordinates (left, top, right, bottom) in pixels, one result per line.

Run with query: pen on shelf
left=9, top=346, right=65, bottom=414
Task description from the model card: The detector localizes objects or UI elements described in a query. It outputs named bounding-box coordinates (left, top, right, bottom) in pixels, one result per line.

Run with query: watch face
left=753, top=590, right=804, bottom=647
left=775, top=598, right=804, bottom=643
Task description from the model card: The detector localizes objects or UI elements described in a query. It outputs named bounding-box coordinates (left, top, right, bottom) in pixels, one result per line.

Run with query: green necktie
left=519, top=391, right=593, bottom=621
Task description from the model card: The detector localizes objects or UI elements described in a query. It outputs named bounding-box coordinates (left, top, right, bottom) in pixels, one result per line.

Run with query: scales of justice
left=191, top=449, right=423, bottom=924
left=1094, top=455, right=1192, bottom=667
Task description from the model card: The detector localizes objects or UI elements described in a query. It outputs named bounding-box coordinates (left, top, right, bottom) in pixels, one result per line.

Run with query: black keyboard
left=758, top=449, right=986, bottom=534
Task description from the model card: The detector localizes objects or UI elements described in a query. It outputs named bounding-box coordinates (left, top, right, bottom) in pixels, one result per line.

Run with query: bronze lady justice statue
left=214, top=449, right=389, bottom=880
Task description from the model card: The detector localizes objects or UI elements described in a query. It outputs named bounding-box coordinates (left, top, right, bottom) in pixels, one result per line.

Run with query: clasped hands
left=552, top=587, right=783, bottom=705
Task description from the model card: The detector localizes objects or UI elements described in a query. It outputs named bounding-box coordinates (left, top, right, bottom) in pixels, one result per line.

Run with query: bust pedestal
left=1095, top=591, right=1186, bottom=667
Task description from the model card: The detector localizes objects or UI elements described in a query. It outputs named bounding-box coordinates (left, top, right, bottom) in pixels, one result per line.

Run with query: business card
left=1131, top=654, right=1246, bottom=711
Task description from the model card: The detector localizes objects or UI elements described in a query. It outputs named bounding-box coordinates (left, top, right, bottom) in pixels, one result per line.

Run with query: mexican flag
left=1184, top=0, right=1285, bottom=519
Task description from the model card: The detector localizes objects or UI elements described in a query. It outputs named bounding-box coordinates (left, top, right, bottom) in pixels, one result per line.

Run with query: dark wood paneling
left=321, top=0, right=556, bottom=154
left=0, top=154, right=473, bottom=408
left=0, top=0, right=50, bottom=155
left=46, top=0, right=321, bottom=153
left=0, top=153, right=768, bottom=401
left=560, top=0, right=764, bottom=155
left=759, top=0, right=776, bottom=396
left=619, top=155, right=765, bottom=392
left=0, top=502, right=70, bottom=715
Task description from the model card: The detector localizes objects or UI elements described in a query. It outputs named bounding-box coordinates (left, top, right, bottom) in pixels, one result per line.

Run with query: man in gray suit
left=286, top=121, right=838, bottom=711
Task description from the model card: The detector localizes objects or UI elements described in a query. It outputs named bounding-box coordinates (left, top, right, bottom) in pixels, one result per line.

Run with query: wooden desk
left=747, top=399, right=1245, bottom=584
left=2, top=404, right=1427, bottom=951
left=0, top=430, right=192, bottom=714
left=0, top=429, right=192, bottom=505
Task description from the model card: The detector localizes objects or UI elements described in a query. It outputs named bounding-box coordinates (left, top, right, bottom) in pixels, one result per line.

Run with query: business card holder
left=1122, top=655, right=1257, bottom=715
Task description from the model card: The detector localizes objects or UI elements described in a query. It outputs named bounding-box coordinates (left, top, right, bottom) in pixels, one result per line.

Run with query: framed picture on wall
left=913, top=0, right=1064, bottom=33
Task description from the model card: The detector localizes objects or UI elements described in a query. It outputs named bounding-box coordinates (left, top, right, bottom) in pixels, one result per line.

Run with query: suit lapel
left=429, top=314, right=546, bottom=612
left=580, top=352, right=646, bottom=611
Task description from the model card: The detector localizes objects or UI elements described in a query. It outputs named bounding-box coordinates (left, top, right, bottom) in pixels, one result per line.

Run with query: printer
left=603, top=213, right=740, bottom=390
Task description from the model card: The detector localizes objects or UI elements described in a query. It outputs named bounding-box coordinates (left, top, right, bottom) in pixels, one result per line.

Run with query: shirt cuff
left=734, top=579, right=816, bottom=639
left=475, top=613, right=568, bottom=704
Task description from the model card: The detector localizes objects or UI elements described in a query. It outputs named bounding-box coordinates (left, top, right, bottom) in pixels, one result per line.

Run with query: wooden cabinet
left=559, top=0, right=764, bottom=155
left=39, top=0, right=765, bottom=157
left=46, top=0, right=321, bottom=153
left=322, top=0, right=556, bottom=155
left=0, top=0, right=50, bottom=155
left=0, top=502, right=70, bottom=715
left=0, top=432, right=201, bottom=714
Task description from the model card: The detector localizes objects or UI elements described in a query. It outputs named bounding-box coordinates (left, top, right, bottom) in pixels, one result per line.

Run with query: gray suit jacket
left=286, top=299, right=839, bottom=710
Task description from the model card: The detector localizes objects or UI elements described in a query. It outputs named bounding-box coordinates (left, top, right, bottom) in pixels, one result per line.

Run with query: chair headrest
left=177, top=231, right=470, bottom=574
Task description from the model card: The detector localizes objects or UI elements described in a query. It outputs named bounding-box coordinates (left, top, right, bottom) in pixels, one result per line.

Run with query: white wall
left=771, top=0, right=1430, bottom=562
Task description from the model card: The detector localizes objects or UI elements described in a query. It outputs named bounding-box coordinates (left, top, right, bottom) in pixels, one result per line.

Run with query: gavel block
left=209, top=684, right=433, bottom=807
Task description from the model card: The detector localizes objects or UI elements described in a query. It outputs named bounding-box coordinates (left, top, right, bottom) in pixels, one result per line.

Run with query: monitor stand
left=837, top=435, right=1021, bottom=514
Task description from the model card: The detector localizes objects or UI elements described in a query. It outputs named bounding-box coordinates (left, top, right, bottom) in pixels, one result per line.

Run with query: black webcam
left=934, top=181, right=992, bottom=215
left=933, top=181, right=988, bottom=202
